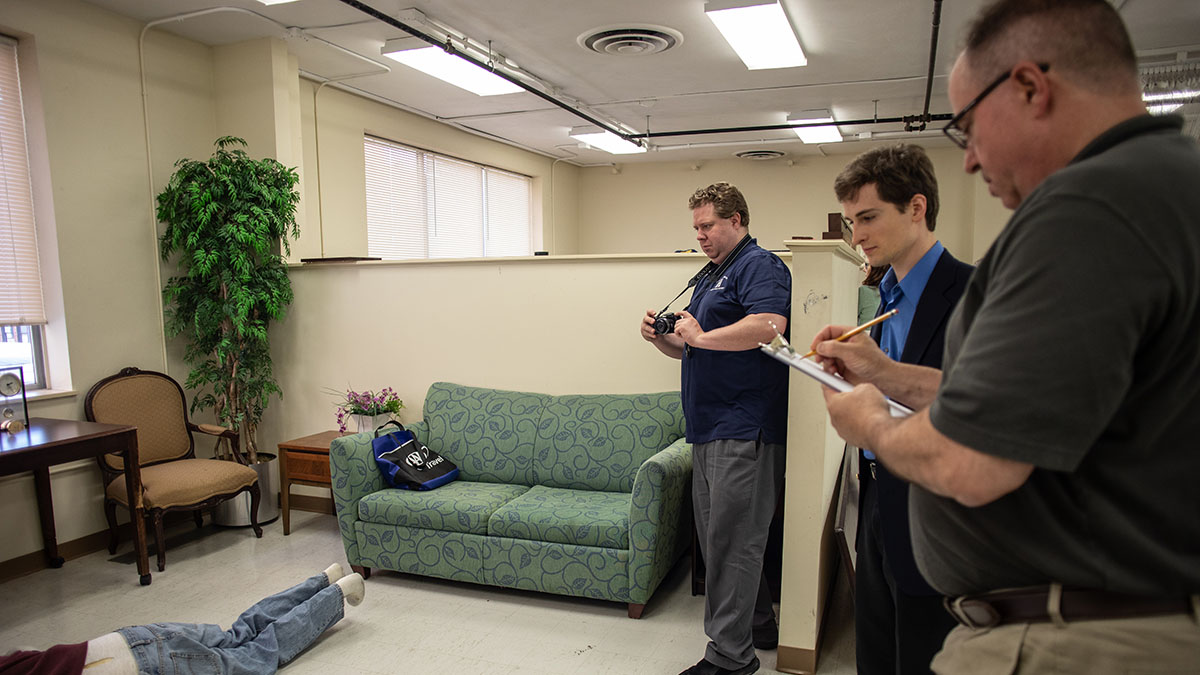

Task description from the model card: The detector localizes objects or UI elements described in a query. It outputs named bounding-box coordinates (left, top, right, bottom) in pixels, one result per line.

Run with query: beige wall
left=258, top=254, right=715, bottom=452
left=0, top=0, right=216, bottom=558
left=576, top=147, right=1003, bottom=264
left=297, top=79, right=582, bottom=261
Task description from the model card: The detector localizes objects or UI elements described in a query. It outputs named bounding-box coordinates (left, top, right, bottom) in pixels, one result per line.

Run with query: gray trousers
left=693, top=438, right=786, bottom=669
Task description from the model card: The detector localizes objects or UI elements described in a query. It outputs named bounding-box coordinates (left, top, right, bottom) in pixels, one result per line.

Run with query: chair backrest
left=85, top=367, right=194, bottom=471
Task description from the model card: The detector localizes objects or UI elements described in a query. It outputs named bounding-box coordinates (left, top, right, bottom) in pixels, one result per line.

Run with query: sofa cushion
left=423, top=382, right=549, bottom=486
left=488, top=485, right=630, bottom=549
left=358, top=481, right=529, bottom=535
left=532, top=392, right=685, bottom=492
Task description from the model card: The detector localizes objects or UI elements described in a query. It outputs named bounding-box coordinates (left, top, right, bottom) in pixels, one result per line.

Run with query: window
left=0, top=36, right=46, bottom=389
left=364, top=135, right=533, bottom=260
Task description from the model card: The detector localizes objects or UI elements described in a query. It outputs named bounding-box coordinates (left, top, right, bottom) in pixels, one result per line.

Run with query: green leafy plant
left=157, top=136, right=300, bottom=465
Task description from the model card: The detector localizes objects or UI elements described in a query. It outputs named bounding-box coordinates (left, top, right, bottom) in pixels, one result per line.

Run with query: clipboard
left=760, top=337, right=914, bottom=418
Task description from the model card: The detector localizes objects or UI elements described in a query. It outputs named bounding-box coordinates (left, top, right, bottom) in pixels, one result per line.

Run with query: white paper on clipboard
left=760, top=343, right=914, bottom=418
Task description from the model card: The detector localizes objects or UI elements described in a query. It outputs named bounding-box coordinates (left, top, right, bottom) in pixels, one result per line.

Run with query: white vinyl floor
left=0, top=510, right=856, bottom=674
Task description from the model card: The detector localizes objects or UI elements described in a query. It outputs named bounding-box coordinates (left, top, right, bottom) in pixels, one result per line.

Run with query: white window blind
left=364, top=135, right=532, bottom=260
left=0, top=38, right=46, bottom=325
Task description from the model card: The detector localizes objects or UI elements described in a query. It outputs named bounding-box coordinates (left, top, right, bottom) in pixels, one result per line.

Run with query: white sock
left=323, top=563, right=345, bottom=585
left=336, top=572, right=365, bottom=606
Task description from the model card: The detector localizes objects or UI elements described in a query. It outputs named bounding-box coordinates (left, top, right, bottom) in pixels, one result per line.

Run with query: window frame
left=363, top=135, right=534, bottom=261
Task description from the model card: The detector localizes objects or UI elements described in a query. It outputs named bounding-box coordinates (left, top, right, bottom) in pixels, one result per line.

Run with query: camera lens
left=653, top=312, right=678, bottom=335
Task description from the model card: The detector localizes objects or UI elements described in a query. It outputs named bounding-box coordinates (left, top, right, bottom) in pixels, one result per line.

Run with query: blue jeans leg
left=119, top=574, right=346, bottom=674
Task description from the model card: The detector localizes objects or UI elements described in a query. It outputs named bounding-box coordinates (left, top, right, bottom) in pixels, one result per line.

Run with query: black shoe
left=677, top=656, right=760, bottom=675
left=752, top=618, right=778, bottom=650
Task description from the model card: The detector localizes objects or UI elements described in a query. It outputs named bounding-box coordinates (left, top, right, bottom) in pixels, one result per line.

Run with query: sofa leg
left=627, top=603, right=645, bottom=619
left=351, top=565, right=371, bottom=580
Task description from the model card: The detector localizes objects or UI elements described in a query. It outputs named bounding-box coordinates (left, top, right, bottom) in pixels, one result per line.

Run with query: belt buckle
left=944, top=596, right=1001, bottom=629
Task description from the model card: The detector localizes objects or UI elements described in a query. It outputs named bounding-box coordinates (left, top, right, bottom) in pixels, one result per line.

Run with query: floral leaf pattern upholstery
left=534, top=393, right=685, bottom=492
left=359, top=481, right=529, bottom=534
left=423, top=383, right=548, bottom=484
left=489, top=486, right=629, bottom=548
left=330, top=383, right=690, bottom=611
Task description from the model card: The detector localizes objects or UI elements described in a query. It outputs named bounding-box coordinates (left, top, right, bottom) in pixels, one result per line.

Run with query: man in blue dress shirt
left=834, top=145, right=972, bottom=674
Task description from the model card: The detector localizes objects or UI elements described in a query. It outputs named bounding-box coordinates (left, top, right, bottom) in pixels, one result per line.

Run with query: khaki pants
left=931, top=604, right=1200, bottom=675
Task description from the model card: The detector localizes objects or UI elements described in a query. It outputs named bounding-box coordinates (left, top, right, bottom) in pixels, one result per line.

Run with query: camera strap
left=657, top=234, right=753, bottom=316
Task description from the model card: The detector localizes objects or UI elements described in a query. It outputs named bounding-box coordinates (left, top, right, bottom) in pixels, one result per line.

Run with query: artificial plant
left=157, top=136, right=300, bottom=465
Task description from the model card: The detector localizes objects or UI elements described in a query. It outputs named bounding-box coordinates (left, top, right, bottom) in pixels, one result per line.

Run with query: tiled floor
left=0, top=511, right=856, bottom=674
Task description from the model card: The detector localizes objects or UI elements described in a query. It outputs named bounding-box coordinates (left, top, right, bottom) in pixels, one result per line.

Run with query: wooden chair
left=85, top=367, right=262, bottom=572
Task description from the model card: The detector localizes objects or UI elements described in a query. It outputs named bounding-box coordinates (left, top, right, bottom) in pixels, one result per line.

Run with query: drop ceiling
left=82, top=0, right=1200, bottom=164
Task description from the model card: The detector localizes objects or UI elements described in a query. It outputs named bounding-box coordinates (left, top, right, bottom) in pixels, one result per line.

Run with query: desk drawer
left=285, top=452, right=331, bottom=483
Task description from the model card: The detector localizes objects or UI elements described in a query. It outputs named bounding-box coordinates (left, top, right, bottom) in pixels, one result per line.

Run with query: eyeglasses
left=943, top=63, right=1049, bottom=149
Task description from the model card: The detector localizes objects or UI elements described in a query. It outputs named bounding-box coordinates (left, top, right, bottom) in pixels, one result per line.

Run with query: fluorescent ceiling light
left=569, top=126, right=646, bottom=155
left=787, top=112, right=843, bottom=144
left=254, top=0, right=300, bottom=5
left=705, top=0, right=807, bottom=70
left=382, top=42, right=523, bottom=96
left=1142, top=89, right=1197, bottom=116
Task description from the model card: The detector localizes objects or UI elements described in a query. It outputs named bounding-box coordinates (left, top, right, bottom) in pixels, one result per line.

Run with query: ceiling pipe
left=640, top=114, right=951, bottom=140
left=912, top=0, right=944, bottom=131
left=333, top=0, right=642, bottom=145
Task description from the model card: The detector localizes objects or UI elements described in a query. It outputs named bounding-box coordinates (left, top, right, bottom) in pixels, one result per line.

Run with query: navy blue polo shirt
left=681, top=239, right=792, bottom=445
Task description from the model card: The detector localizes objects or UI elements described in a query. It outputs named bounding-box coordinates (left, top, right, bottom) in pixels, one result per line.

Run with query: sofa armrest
left=329, top=432, right=386, bottom=565
left=627, top=437, right=692, bottom=605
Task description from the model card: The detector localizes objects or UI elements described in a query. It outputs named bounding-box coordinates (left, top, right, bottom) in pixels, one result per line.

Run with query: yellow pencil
left=800, top=309, right=899, bottom=359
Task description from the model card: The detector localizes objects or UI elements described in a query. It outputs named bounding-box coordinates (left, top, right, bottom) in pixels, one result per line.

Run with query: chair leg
left=248, top=483, right=263, bottom=539
left=627, top=603, right=645, bottom=619
left=105, top=501, right=120, bottom=554
left=350, top=565, right=371, bottom=580
left=153, top=512, right=167, bottom=572
left=193, top=509, right=204, bottom=529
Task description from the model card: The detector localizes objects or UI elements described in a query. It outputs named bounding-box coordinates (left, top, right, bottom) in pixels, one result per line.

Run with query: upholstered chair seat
left=105, top=458, right=258, bottom=510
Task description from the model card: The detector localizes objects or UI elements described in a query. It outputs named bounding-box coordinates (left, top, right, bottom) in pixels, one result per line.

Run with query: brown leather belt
left=944, top=586, right=1194, bottom=629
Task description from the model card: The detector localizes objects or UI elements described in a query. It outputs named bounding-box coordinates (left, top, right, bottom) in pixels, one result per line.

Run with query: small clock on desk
left=0, top=366, right=29, bottom=433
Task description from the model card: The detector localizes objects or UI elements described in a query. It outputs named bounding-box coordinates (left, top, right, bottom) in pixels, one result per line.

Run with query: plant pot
left=351, top=413, right=393, bottom=434
left=214, top=452, right=280, bottom=527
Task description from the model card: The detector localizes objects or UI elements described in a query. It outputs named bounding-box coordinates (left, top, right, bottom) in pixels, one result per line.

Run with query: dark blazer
left=862, top=247, right=973, bottom=595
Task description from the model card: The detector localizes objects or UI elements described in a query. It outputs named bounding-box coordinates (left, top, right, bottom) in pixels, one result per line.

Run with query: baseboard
left=0, top=511, right=193, bottom=584
left=776, top=645, right=817, bottom=674
left=289, top=494, right=334, bottom=515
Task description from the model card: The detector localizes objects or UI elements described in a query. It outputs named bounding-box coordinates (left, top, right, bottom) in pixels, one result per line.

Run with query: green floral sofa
left=330, top=382, right=691, bottom=618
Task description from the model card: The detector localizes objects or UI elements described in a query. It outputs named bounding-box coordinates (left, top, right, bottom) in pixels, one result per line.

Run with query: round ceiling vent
left=735, top=150, right=787, bottom=161
left=578, top=25, right=683, bottom=56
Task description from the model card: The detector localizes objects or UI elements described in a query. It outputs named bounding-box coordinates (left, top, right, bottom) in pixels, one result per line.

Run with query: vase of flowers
left=332, top=386, right=404, bottom=434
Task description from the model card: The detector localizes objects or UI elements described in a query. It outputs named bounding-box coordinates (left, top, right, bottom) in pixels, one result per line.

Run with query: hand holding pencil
left=801, top=309, right=898, bottom=359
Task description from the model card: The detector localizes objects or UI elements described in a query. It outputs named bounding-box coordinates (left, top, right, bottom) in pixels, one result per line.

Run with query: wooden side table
left=279, top=430, right=344, bottom=535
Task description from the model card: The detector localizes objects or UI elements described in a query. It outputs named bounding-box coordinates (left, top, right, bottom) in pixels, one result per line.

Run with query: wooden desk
left=0, top=417, right=152, bottom=585
left=278, top=430, right=343, bottom=535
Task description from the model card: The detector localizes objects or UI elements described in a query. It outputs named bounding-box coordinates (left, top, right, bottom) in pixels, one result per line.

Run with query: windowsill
left=26, top=388, right=76, bottom=403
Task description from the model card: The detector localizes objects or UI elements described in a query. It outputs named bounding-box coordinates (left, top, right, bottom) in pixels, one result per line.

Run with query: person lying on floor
left=0, top=563, right=365, bottom=675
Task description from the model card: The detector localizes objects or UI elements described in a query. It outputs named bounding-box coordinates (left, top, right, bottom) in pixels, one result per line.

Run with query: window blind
left=364, top=136, right=532, bottom=260
left=0, top=38, right=46, bottom=325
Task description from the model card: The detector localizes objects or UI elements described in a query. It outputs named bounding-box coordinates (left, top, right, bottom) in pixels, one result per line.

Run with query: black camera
left=653, top=311, right=679, bottom=335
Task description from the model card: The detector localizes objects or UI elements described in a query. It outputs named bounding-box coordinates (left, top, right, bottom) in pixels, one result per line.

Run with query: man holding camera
left=640, top=182, right=791, bottom=675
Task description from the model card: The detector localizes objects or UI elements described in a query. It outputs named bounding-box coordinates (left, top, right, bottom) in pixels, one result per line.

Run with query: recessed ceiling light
left=705, top=0, right=807, bottom=70
left=254, top=0, right=301, bottom=5
left=569, top=126, right=646, bottom=154
left=382, top=40, right=523, bottom=97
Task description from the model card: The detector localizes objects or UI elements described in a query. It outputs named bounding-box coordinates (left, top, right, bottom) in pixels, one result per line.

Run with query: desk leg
left=32, top=467, right=65, bottom=568
left=280, top=450, right=291, bottom=536
left=123, top=434, right=151, bottom=586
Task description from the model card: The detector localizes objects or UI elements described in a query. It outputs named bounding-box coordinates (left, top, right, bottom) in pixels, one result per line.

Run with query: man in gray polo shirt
left=809, top=0, right=1200, bottom=672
